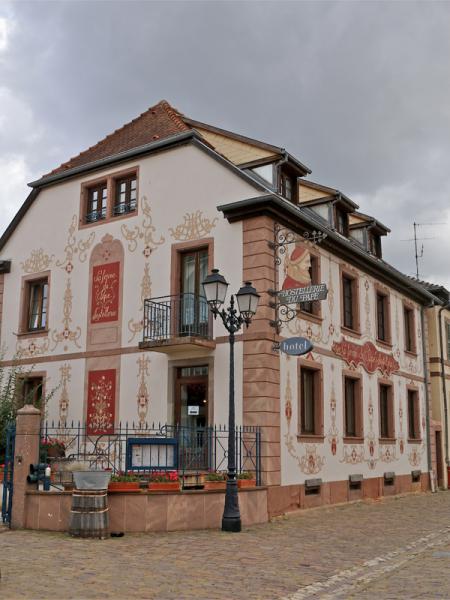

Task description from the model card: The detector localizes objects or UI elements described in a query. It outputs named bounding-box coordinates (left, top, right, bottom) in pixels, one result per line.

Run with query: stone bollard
left=11, top=405, right=41, bottom=529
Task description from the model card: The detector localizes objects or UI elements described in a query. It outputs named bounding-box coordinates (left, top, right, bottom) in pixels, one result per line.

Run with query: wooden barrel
left=69, top=490, right=109, bottom=539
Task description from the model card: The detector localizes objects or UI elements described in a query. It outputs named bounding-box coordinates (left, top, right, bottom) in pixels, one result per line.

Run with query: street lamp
left=203, top=268, right=260, bottom=532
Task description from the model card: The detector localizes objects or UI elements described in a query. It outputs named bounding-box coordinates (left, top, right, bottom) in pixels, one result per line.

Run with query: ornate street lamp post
left=203, top=269, right=260, bottom=532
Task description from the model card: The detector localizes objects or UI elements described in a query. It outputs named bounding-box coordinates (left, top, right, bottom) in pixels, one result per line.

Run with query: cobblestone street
left=1, top=492, right=450, bottom=599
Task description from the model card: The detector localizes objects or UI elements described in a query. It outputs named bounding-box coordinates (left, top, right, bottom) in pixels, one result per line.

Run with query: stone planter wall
left=23, top=487, right=268, bottom=532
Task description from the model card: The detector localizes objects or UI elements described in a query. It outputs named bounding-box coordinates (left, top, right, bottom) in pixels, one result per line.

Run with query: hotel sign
left=277, top=283, right=328, bottom=305
left=332, top=339, right=400, bottom=377
left=280, top=337, right=314, bottom=356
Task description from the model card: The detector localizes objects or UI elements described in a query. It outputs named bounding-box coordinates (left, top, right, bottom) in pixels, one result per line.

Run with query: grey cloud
left=1, top=0, right=450, bottom=285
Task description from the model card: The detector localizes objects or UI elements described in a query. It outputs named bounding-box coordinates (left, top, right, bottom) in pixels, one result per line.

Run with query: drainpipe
left=421, top=305, right=435, bottom=490
left=438, top=303, right=450, bottom=470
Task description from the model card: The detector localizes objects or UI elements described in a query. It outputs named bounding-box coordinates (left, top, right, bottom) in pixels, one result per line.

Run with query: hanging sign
left=280, top=337, right=314, bottom=356
left=188, top=406, right=200, bottom=416
left=277, top=283, right=328, bottom=305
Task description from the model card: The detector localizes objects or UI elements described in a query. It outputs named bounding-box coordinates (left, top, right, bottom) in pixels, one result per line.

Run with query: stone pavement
left=1, top=491, right=450, bottom=599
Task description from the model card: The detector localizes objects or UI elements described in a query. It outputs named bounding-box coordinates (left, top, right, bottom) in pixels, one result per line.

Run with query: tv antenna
left=400, top=221, right=446, bottom=279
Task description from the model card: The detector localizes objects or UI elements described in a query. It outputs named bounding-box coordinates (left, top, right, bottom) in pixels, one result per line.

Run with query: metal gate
left=1, top=423, right=15, bottom=526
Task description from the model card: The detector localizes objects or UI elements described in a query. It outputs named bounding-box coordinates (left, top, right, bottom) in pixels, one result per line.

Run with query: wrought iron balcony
left=141, top=293, right=214, bottom=352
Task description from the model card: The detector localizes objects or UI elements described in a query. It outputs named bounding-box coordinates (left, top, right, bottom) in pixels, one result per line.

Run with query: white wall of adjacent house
left=0, top=143, right=259, bottom=428
left=278, top=243, right=428, bottom=485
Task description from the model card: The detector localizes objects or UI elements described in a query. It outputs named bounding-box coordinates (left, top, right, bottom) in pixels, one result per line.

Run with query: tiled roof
left=46, top=100, right=191, bottom=176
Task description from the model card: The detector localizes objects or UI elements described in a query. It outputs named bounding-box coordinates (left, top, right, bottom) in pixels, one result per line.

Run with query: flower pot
left=148, top=482, right=180, bottom=492
left=204, top=481, right=226, bottom=491
left=108, top=482, right=141, bottom=493
left=46, top=446, right=65, bottom=459
left=73, top=470, right=111, bottom=490
left=238, top=479, right=256, bottom=489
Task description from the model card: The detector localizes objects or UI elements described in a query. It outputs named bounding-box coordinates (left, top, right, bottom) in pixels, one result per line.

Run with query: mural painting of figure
left=282, top=245, right=312, bottom=290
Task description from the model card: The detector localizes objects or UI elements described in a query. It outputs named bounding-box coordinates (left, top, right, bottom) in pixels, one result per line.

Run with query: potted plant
left=237, top=471, right=256, bottom=488
left=148, top=470, right=180, bottom=492
left=204, top=471, right=227, bottom=491
left=108, top=472, right=141, bottom=492
left=41, top=437, right=66, bottom=459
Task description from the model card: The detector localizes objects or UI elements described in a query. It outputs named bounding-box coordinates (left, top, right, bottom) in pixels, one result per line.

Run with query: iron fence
left=143, top=293, right=211, bottom=342
left=39, top=422, right=261, bottom=485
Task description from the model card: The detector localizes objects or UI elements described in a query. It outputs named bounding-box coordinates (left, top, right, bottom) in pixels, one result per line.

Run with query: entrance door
left=175, top=366, right=209, bottom=471
left=180, top=249, right=209, bottom=337
left=175, top=366, right=208, bottom=428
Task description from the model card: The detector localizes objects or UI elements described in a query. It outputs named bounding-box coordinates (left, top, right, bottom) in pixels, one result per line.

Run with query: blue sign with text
left=279, top=337, right=313, bottom=356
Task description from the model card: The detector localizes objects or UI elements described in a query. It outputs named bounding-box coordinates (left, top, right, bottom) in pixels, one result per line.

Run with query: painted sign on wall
left=87, top=369, right=116, bottom=435
left=332, top=339, right=400, bottom=376
left=91, top=261, right=120, bottom=324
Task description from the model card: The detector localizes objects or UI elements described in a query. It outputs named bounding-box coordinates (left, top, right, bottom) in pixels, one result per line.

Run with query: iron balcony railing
left=113, top=200, right=137, bottom=216
left=143, top=293, right=212, bottom=343
left=38, top=422, right=262, bottom=485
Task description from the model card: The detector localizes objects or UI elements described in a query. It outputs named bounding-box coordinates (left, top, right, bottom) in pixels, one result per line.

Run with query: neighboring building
left=0, top=100, right=439, bottom=515
left=421, top=282, right=450, bottom=489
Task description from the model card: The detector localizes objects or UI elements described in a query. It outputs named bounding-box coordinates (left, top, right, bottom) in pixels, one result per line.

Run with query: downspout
left=438, top=303, right=450, bottom=469
left=421, top=305, right=435, bottom=490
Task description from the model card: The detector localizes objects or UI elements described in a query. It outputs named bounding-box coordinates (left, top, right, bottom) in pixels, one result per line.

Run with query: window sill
left=16, top=329, right=49, bottom=339
left=341, top=326, right=361, bottom=339
left=379, top=437, right=396, bottom=445
left=376, top=338, right=393, bottom=350
left=79, top=209, right=138, bottom=230
left=407, top=438, right=422, bottom=444
left=297, top=434, right=325, bottom=443
left=343, top=436, right=364, bottom=444
left=404, top=350, right=418, bottom=358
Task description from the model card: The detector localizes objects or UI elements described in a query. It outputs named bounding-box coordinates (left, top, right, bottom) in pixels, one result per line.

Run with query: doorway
left=436, top=430, right=444, bottom=488
left=175, top=365, right=209, bottom=428
left=179, top=249, right=209, bottom=337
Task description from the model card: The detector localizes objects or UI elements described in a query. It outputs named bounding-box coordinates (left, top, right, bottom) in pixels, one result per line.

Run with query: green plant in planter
left=237, top=471, right=255, bottom=480
left=205, top=471, right=227, bottom=481
left=110, top=473, right=141, bottom=483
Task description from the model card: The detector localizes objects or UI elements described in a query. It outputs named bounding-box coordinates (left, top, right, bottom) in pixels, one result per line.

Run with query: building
left=421, top=282, right=450, bottom=489
left=0, top=100, right=439, bottom=517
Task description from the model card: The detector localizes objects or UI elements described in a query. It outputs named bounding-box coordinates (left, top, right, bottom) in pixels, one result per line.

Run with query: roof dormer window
left=280, top=170, right=297, bottom=203
left=369, top=232, right=382, bottom=258
left=335, top=206, right=348, bottom=236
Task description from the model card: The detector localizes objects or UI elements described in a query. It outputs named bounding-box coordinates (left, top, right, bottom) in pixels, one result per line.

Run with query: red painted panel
left=86, top=369, right=116, bottom=435
left=91, top=262, right=120, bottom=324
left=332, top=339, right=400, bottom=377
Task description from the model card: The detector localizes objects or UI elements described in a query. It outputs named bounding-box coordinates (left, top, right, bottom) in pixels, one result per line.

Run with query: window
left=376, top=292, right=390, bottom=343
left=114, top=175, right=137, bottom=216
left=81, top=167, right=139, bottom=227
left=299, top=366, right=322, bottom=436
left=407, top=389, right=420, bottom=440
left=344, top=377, right=362, bottom=438
left=335, top=207, right=348, bottom=236
left=18, top=376, right=44, bottom=409
left=26, top=279, right=48, bottom=331
left=369, top=233, right=382, bottom=258
left=342, top=274, right=358, bottom=331
left=379, top=383, right=394, bottom=439
left=86, top=182, right=107, bottom=223
left=404, top=306, right=416, bottom=353
left=300, top=254, right=320, bottom=316
left=280, top=170, right=297, bottom=203
left=446, top=322, right=450, bottom=360
left=179, top=248, right=209, bottom=337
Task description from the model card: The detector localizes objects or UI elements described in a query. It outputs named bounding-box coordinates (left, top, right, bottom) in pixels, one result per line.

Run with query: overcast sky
left=1, top=1, right=449, bottom=287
